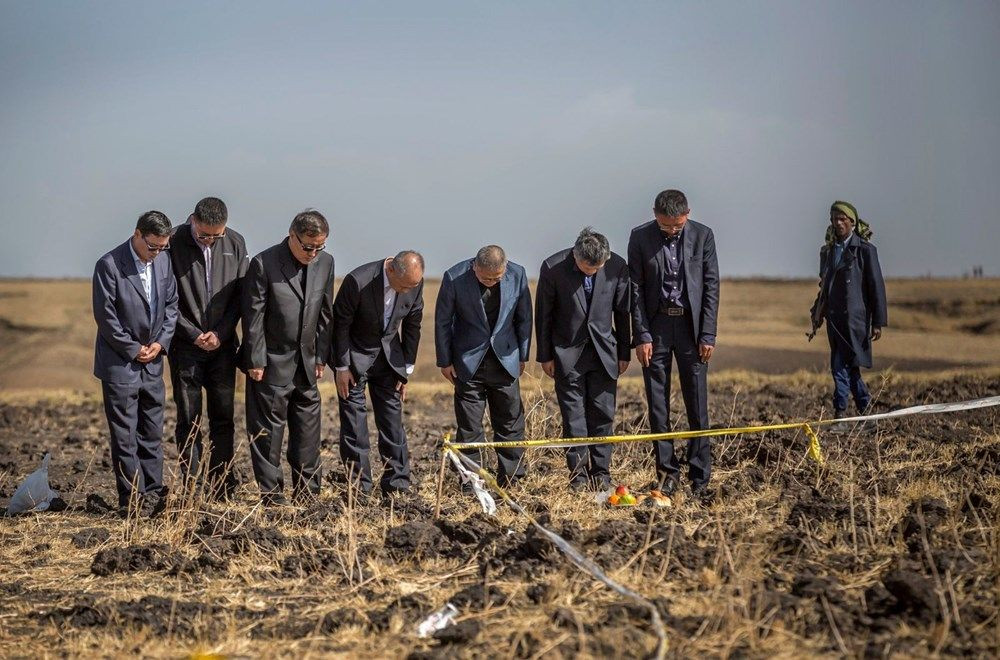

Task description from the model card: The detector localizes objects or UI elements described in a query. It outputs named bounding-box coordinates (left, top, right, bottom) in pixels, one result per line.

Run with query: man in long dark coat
left=815, top=201, right=887, bottom=428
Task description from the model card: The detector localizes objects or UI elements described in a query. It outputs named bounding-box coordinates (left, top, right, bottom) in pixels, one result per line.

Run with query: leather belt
left=658, top=305, right=685, bottom=316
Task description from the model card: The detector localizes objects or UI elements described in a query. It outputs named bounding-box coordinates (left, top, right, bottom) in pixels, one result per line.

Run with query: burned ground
left=0, top=370, right=997, bottom=657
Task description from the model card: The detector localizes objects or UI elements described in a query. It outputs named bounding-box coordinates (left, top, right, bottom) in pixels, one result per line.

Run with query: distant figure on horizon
left=332, top=251, right=425, bottom=498
left=812, top=201, right=887, bottom=432
left=536, top=227, right=631, bottom=491
left=629, top=189, right=719, bottom=500
left=167, top=197, right=248, bottom=501
left=435, top=245, right=533, bottom=490
left=92, top=211, right=178, bottom=518
left=241, top=209, right=335, bottom=506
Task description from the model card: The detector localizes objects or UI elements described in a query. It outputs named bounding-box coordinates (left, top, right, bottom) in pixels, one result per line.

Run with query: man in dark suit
left=242, top=209, right=335, bottom=505
left=536, top=228, right=631, bottom=490
left=167, top=197, right=248, bottom=499
left=629, top=189, right=720, bottom=497
left=815, top=201, right=887, bottom=431
left=333, top=251, right=425, bottom=496
left=92, top=211, right=179, bottom=516
left=435, top=245, right=532, bottom=487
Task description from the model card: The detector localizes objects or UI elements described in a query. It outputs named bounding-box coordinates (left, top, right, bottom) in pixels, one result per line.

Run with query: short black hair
left=136, top=211, right=172, bottom=237
left=194, top=197, right=227, bottom=226
left=653, top=190, right=689, bottom=218
left=290, top=209, right=329, bottom=237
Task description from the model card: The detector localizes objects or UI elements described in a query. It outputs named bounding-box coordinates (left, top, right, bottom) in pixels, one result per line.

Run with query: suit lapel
left=497, top=267, right=515, bottom=332
left=568, top=256, right=588, bottom=315
left=462, top=267, right=490, bottom=331
left=589, top=261, right=608, bottom=317
left=372, top=261, right=388, bottom=334
left=652, top=224, right=666, bottom=281
left=118, top=243, right=150, bottom=309
left=152, top=255, right=167, bottom=328
left=280, top=245, right=305, bottom=302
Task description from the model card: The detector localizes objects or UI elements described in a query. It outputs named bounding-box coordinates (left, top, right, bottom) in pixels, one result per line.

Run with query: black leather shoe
left=569, top=479, right=589, bottom=492
left=591, top=476, right=612, bottom=492
left=691, top=484, right=714, bottom=503
left=649, top=476, right=680, bottom=495
left=261, top=492, right=290, bottom=507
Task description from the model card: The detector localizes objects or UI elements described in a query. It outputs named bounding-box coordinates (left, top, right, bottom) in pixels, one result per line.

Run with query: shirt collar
left=128, top=239, right=148, bottom=267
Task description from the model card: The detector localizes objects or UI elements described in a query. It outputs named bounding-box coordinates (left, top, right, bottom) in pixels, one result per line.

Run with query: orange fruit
left=608, top=494, right=621, bottom=505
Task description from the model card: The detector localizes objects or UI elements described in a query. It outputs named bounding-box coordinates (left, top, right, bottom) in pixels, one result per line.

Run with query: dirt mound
left=367, top=594, right=430, bottom=632
left=90, top=544, right=181, bottom=576
left=82, top=493, right=116, bottom=515
left=70, top=527, right=110, bottom=549
left=384, top=521, right=450, bottom=560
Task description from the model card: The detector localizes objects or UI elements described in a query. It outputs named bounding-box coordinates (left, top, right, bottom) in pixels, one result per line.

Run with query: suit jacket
left=332, top=259, right=424, bottom=381
left=628, top=219, right=720, bottom=345
left=435, top=259, right=532, bottom=382
left=92, top=240, right=179, bottom=384
left=241, top=238, right=335, bottom=386
left=819, top=232, right=887, bottom=368
left=168, top=221, right=248, bottom=353
left=535, top=248, right=631, bottom=380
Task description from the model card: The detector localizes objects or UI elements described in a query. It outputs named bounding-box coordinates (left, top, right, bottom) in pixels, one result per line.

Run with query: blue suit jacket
left=92, top=240, right=179, bottom=384
left=434, top=259, right=532, bottom=382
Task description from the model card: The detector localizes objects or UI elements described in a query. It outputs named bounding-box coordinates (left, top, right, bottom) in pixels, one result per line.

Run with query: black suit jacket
left=535, top=248, right=631, bottom=380
left=241, top=238, right=335, bottom=386
left=168, top=221, right=248, bottom=353
left=628, top=219, right=720, bottom=345
left=332, top=259, right=424, bottom=381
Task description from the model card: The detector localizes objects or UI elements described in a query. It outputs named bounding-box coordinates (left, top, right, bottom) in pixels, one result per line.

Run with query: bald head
left=386, top=250, right=424, bottom=293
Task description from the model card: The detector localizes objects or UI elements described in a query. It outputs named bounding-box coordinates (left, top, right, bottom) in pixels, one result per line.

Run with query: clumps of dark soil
left=874, top=568, right=940, bottom=623
left=435, top=512, right=503, bottom=546
left=41, top=595, right=215, bottom=636
left=384, top=521, right=452, bottom=560
left=90, top=544, right=181, bottom=576
left=433, top=619, right=481, bottom=644
left=449, top=584, right=507, bottom=610
left=280, top=549, right=345, bottom=578
left=167, top=551, right=229, bottom=576
left=83, top=493, right=115, bottom=515
left=366, top=594, right=430, bottom=632
left=250, top=607, right=370, bottom=640
left=71, top=527, right=111, bottom=549
left=192, top=516, right=290, bottom=555
left=899, top=498, right=949, bottom=550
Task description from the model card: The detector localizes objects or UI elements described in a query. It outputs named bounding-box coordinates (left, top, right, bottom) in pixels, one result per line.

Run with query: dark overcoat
left=820, top=232, right=887, bottom=368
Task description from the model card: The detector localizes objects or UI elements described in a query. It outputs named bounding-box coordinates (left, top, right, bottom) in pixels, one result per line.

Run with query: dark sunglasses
left=293, top=232, right=326, bottom=254
left=196, top=229, right=226, bottom=241
left=143, top=236, right=170, bottom=253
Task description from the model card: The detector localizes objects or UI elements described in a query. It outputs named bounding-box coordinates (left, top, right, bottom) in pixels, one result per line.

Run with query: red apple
left=615, top=485, right=628, bottom=496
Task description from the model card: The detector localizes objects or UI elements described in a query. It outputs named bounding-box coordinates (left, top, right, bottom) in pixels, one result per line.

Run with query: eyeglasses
left=196, top=229, right=226, bottom=241
left=293, top=232, right=326, bottom=254
left=143, top=236, right=170, bottom=253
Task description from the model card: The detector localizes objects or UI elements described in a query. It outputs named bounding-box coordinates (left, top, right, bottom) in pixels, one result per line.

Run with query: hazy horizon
left=2, top=1, right=998, bottom=279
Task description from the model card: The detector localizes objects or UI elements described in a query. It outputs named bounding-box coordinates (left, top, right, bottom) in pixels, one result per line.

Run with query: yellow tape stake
left=803, top=423, right=824, bottom=464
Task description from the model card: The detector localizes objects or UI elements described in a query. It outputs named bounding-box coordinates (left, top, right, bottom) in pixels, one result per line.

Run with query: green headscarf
left=825, top=200, right=873, bottom=245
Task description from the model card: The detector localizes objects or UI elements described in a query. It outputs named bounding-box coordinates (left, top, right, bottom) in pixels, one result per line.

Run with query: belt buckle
left=667, top=307, right=684, bottom=317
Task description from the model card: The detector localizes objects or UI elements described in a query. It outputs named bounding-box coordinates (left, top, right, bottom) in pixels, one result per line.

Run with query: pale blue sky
left=1, top=1, right=998, bottom=277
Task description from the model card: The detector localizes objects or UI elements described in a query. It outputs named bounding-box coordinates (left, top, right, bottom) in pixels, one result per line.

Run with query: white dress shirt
left=128, top=240, right=156, bottom=322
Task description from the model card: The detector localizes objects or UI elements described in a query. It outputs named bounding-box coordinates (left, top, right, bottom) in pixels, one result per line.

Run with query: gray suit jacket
left=434, top=259, right=532, bottom=383
left=332, top=259, right=424, bottom=381
left=628, top=219, right=720, bottom=345
left=92, top=240, right=179, bottom=384
left=535, top=248, right=631, bottom=379
left=241, top=238, right=335, bottom=387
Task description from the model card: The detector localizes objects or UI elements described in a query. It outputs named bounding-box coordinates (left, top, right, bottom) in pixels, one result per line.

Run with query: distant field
left=0, top=277, right=997, bottom=392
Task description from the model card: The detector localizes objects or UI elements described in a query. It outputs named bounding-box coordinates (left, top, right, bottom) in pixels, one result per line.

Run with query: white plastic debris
left=7, top=453, right=60, bottom=515
left=416, top=602, right=459, bottom=638
left=447, top=451, right=497, bottom=515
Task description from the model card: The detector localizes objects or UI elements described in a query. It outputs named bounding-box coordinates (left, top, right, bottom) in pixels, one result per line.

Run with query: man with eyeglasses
left=167, top=197, right=248, bottom=500
left=92, top=211, right=179, bottom=518
left=435, top=245, right=532, bottom=489
left=629, top=189, right=719, bottom=501
left=242, top=209, right=335, bottom=506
